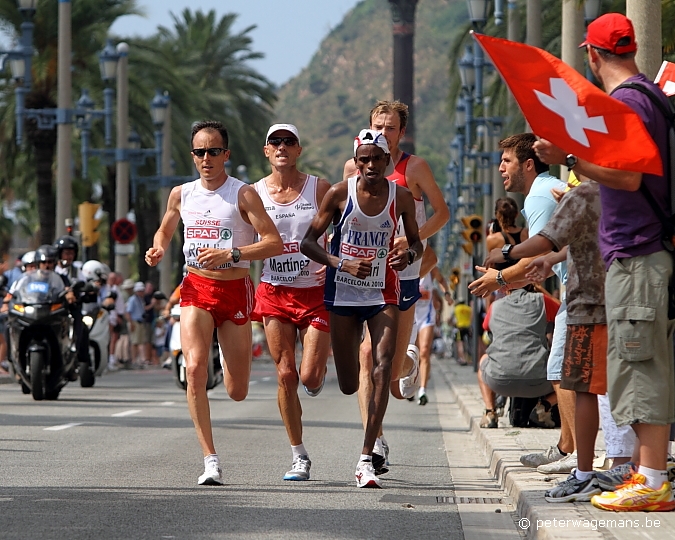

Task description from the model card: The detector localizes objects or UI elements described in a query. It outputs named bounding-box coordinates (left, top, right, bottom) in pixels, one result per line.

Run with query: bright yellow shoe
left=590, top=473, right=675, bottom=512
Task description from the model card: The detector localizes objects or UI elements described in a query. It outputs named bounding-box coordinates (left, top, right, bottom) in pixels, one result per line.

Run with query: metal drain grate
left=380, top=494, right=503, bottom=505
left=437, top=496, right=503, bottom=504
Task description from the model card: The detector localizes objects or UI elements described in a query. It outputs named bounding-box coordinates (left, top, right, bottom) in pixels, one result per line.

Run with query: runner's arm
left=237, top=185, right=284, bottom=261
left=301, top=183, right=346, bottom=270
left=406, top=157, right=450, bottom=242
left=389, top=187, right=423, bottom=270
left=146, top=186, right=182, bottom=267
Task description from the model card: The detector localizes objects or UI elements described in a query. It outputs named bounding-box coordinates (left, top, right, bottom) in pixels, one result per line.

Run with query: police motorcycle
left=80, top=260, right=111, bottom=377
left=169, top=305, right=223, bottom=391
left=7, top=247, right=85, bottom=401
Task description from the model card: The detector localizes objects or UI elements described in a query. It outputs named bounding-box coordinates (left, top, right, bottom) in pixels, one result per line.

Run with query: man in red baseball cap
left=579, top=12, right=637, bottom=55
left=534, top=12, right=675, bottom=512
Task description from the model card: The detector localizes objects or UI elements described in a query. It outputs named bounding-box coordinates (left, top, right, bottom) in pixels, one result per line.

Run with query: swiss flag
left=655, top=61, right=675, bottom=97
left=472, top=32, right=662, bottom=176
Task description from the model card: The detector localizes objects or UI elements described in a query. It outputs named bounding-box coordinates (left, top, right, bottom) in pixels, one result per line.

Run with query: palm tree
left=0, top=0, right=139, bottom=244
left=113, top=8, right=277, bottom=281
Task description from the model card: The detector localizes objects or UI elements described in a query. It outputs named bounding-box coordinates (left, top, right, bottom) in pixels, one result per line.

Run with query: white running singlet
left=324, top=176, right=399, bottom=307
left=255, top=175, right=326, bottom=288
left=181, top=177, right=254, bottom=271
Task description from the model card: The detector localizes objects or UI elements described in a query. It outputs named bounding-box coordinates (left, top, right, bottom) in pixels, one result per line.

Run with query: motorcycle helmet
left=21, top=250, right=36, bottom=272
left=54, top=235, right=79, bottom=263
left=35, top=244, right=58, bottom=264
left=81, top=260, right=111, bottom=282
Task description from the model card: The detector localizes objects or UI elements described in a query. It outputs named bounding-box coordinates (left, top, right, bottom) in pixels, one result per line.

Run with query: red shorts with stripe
left=180, top=272, right=254, bottom=327
left=252, top=282, right=329, bottom=333
left=561, top=323, right=607, bottom=395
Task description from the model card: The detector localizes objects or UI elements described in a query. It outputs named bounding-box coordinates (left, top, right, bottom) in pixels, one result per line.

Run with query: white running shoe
left=198, top=461, right=223, bottom=485
left=520, top=445, right=565, bottom=468
left=399, top=344, right=420, bottom=399
left=283, top=455, right=311, bottom=481
left=355, top=460, right=382, bottom=488
left=537, top=452, right=578, bottom=474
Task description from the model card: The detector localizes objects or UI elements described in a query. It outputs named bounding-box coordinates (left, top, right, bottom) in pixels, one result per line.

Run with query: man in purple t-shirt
left=534, top=13, right=675, bottom=512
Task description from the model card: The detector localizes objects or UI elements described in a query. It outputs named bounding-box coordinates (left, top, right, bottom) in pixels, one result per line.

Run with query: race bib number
left=267, top=242, right=311, bottom=283
left=185, top=226, right=233, bottom=269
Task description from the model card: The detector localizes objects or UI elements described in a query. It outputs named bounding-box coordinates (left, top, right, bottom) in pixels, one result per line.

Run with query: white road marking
left=262, top=377, right=271, bottom=382
left=111, top=410, right=141, bottom=417
left=44, top=423, right=83, bottom=431
left=249, top=380, right=258, bottom=385
left=160, top=401, right=175, bottom=406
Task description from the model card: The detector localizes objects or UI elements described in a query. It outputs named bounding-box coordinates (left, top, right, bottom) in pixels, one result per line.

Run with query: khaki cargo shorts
left=605, top=251, right=675, bottom=426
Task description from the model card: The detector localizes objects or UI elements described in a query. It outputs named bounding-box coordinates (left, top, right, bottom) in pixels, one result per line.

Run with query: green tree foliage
left=0, top=0, right=140, bottom=246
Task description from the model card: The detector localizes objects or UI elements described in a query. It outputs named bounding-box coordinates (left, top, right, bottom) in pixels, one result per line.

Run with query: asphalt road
left=0, top=358, right=517, bottom=540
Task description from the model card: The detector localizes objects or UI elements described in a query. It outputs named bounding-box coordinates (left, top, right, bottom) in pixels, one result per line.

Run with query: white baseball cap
left=266, top=124, right=300, bottom=144
left=133, top=281, right=145, bottom=293
left=353, top=129, right=394, bottom=176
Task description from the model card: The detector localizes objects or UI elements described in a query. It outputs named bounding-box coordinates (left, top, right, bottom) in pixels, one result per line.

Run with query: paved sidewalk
left=435, top=356, right=675, bottom=540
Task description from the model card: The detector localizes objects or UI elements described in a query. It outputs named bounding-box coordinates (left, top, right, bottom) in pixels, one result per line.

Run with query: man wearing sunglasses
left=251, top=124, right=332, bottom=482
left=343, top=100, right=449, bottom=472
left=145, top=120, right=283, bottom=486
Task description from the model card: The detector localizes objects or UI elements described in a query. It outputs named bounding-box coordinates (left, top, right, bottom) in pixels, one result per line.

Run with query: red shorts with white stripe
left=252, top=282, right=329, bottom=333
left=180, top=272, right=254, bottom=327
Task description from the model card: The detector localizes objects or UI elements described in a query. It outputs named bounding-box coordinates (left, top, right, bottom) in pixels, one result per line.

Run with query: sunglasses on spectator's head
left=191, top=147, right=226, bottom=158
left=267, top=137, right=298, bottom=147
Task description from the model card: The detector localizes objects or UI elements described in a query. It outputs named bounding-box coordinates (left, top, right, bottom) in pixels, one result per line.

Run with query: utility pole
left=115, top=43, right=130, bottom=276
left=626, top=0, right=661, bottom=80
left=55, top=0, right=72, bottom=237
left=526, top=0, right=542, bottom=48
left=388, top=0, right=418, bottom=154
left=560, top=0, right=584, bottom=183
left=159, top=98, right=173, bottom=296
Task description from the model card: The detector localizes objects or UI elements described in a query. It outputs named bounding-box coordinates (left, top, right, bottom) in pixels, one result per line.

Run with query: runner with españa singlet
left=251, top=123, right=332, bottom=481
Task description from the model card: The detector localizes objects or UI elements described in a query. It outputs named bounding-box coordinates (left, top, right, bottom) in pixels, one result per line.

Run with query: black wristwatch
left=231, top=248, right=241, bottom=264
left=502, top=243, right=516, bottom=262
left=406, top=249, right=415, bottom=266
left=565, top=154, right=578, bottom=171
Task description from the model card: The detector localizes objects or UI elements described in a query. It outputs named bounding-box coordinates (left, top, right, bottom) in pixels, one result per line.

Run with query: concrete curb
left=433, top=357, right=671, bottom=540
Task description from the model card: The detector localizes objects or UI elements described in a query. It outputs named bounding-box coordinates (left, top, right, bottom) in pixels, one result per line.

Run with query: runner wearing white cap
left=302, top=128, right=423, bottom=488
left=343, top=100, right=450, bottom=471
left=252, top=123, right=332, bottom=481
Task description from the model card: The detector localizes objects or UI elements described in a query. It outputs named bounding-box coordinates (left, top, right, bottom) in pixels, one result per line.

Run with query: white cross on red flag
left=472, top=32, right=662, bottom=176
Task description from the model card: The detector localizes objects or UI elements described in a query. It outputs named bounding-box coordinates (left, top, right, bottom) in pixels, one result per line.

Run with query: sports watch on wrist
left=565, top=154, right=578, bottom=171
left=406, top=249, right=415, bottom=266
left=501, top=243, right=515, bottom=262
left=496, top=270, right=508, bottom=288
left=231, top=248, right=241, bottom=264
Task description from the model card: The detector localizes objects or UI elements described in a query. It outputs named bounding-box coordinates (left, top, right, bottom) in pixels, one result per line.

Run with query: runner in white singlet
left=251, top=123, right=332, bottom=482
left=301, top=129, right=423, bottom=489
left=145, top=121, right=282, bottom=487
left=343, top=101, right=450, bottom=472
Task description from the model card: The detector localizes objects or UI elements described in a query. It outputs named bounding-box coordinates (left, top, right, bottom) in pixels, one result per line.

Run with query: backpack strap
left=611, top=81, right=675, bottom=250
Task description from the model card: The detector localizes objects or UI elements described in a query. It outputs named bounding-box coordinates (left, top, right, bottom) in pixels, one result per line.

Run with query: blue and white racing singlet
left=324, top=176, right=399, bottom=307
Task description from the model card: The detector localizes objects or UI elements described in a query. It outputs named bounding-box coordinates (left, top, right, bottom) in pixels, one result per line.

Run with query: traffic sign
left=111, top=218, right=137, bottom=244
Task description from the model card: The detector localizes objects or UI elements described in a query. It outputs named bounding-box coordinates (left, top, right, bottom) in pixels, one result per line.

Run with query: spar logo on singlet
left=186, top=227, right=232, bottom=241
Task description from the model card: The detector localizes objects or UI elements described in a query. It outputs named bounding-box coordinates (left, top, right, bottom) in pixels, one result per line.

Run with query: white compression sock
left=291, top=443, right=307, bottom=459
left=638, top=465, right=668, bottom=490
left=360, top=454, right=371, bottom=462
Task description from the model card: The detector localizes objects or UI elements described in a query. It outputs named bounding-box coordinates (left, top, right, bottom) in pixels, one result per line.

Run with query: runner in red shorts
left=145, top=121, right=282, bottom=486
left=252, top=124, right=332, bottom=481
